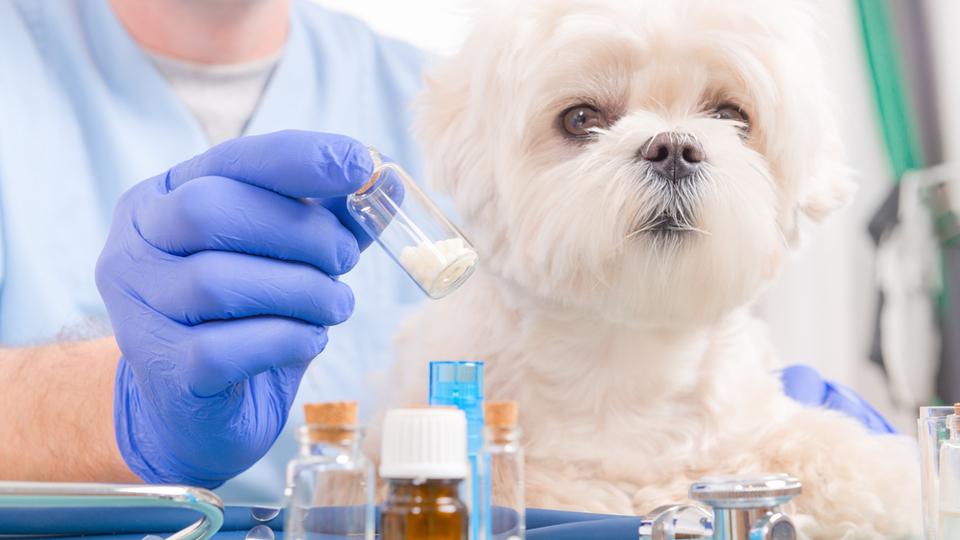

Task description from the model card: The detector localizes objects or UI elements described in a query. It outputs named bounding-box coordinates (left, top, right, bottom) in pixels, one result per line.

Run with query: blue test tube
left=429, top=361, right=488, bottom=540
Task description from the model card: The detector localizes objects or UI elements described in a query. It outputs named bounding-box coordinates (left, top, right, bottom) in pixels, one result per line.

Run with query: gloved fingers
left=779, top=364, right=827, bottom=406
left=264, top=362, right=311, bottom=409
left=145, top=250, right=355, bottom=327
left=320, top=159, right=408, bottom=250
left=780, top=364, right=896, bottom=434
left=184, top=316, right=328, bottom=397
left=137, top=175, right=360, bottom=275
left=165, top=130, right=374, bottom=199
left=322, top=196, right=373, bottom=250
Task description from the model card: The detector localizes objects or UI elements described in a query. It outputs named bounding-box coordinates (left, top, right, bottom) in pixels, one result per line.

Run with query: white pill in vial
left=346, top=149, right=478, bottom=299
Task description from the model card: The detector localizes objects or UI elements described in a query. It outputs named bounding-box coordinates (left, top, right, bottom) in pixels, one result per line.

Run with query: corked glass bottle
left=284, top=401, right=374, bottom=540
left=483, top=401, right=525, bottom=540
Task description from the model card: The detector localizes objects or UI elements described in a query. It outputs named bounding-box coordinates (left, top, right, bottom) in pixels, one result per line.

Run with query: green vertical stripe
left=855, top=0, right=922, bottom=178
left=857, top=1, right=948, bottom=404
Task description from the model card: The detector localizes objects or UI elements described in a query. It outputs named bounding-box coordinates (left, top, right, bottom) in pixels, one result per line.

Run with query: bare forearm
left=0, top=337, right=140, bottom=482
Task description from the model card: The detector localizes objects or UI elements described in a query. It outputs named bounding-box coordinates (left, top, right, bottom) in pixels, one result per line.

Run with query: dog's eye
left=561, top=105, right=605, bottom=137
left=712, top=103, right=749, bottom=125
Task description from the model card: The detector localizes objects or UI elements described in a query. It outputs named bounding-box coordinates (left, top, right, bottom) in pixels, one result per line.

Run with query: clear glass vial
left=483, top=401, right=525, bottom=540
left=380, top=407, right=470, bottom=540
left=940, top=404, right=960, bottom=539
left=920, top=406, right=958, bottom=540
left=284, top=401, right=374, bottom=540
left=346, top=149, right=478, bottom=299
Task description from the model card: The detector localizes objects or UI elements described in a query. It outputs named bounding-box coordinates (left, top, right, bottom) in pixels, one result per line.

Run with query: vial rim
left=355, top=147, right=385, bottom=196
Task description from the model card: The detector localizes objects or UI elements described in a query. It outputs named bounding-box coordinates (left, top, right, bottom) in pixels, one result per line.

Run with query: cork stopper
left=949, top=403, right=960, bottom=436
left=485, top=401, right=518, bottom=428
left=303, top=401, right=358, bottom=443
left=355, top=167, right=382, bottom=195
left=304, top=401, right=357, bottom=425
left=354, top=148, right=384, bottom=195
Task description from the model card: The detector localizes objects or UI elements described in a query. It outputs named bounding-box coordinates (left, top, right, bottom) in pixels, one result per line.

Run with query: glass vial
left=380, top=407, right=470, bottom=540
left=284, top=401, right=374, bottom=540
left=429, top=361, right=487, bottom=540
left=346, top=149, right=478, bottom=299
left=940, top=403, right=960, bottom=538
left=483, top=401, right=525, bottom=540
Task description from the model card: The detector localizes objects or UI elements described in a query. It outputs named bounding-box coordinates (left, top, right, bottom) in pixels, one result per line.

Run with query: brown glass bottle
left=381, top=478, right=468, bottom=540
left=379, top=408, right=471, bottom=540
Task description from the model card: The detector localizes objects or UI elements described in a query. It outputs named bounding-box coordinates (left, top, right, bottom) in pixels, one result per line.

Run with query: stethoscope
left=0, top=473, right=801, bottom=540
left=0, top=481, right=223, bottom=540
left=641, top=473, right=802, bottom=540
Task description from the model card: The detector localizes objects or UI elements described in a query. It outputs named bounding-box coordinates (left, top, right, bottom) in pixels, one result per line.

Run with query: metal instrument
left=644, top=474, right=802, bottom=540
left=0, top=481, right=224, bottom=540
left=689, top=474, right=800, bottom=540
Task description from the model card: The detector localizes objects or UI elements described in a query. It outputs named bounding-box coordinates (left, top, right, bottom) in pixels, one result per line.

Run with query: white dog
left=382, top=0, right=921, bottom=537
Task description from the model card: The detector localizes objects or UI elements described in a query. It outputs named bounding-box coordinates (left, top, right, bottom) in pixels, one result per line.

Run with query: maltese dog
left=382, top=0, right=921, bottom=537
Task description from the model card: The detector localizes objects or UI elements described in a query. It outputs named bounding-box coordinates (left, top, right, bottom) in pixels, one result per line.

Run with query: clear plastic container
left=347, top=149, right=478, bottom=299
left=284, top=418, right=374, bottom=540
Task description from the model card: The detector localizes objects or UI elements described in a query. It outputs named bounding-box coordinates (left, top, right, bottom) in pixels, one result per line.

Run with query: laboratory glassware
left=429, top=361, right=487, bottom=539
left=380, top=407, right=470, bottom=540
left=284, top=401, right=374, bottom=540
left=921, top=405, right=960, bottom=540
left=346, top=149, right=478, bottom=299
left=483, top=400, right=525, bottom=540
left=940, top=404, right=960, bottom=539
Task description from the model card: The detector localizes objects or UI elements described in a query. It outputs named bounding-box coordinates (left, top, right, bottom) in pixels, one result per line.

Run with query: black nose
left=638, top=132, right=705, bottom=180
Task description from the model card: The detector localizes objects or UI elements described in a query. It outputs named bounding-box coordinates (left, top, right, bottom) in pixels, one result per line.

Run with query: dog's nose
left=638, top=132, right=705, bottom=180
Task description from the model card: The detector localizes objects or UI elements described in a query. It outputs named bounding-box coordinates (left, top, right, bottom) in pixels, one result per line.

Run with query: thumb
left=322, top=154, right=408, bottom=251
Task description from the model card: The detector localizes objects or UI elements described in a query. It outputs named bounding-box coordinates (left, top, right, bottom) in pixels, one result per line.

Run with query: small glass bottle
left=940, top=403, right=960, bottom=538
left=483, top=401, right=525, bottom=540
left=380, top=407, right=470, bottom=540
left=346, top=149, right=478, bottom=299
left=284, top=401, right=374, bottom=540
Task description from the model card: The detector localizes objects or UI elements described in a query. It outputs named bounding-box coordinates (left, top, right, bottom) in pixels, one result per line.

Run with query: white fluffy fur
left=378, top=0, right=921, bottom=537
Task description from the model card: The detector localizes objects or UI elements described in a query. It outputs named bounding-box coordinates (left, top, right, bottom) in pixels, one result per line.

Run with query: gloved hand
left=780, top=364, right=897, bottom=435
left=96, top=130, right=375, bottom=487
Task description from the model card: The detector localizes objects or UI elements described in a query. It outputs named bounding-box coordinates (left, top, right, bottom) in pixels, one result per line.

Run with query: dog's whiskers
left=618, top=169, right=712, bottom=244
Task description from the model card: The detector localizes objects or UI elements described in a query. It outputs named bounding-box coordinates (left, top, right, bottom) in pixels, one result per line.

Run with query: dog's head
left=417, top=0, right=852, bottom=326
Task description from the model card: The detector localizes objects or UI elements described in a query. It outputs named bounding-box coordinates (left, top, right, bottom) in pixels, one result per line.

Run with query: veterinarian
left=0, top=0, right=892, bottom=503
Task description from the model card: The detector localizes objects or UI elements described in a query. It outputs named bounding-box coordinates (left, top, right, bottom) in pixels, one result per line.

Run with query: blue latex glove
left=780, top=364, right=897, bottom=435
left=96, top=130, right=375, bottom=487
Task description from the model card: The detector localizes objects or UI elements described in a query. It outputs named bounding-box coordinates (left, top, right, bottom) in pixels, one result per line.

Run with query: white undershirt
left=147, top=51, right=280, bottom=146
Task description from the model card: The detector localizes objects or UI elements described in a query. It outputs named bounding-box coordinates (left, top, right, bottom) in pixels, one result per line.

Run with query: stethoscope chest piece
left=689, top=473, right=801, bottom=540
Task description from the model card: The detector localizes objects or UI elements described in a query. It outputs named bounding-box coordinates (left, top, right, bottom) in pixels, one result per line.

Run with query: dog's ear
left=766, top=0, right=856, bottom=225
left=414, top=53, right=497, bottom=225
left=797, top=126, right=856, bottom=222
left=414, top=66, right=470, bottom=195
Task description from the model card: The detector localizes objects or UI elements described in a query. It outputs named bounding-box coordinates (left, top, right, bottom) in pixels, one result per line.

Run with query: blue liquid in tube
left=429, top=361, right=488, bottom=540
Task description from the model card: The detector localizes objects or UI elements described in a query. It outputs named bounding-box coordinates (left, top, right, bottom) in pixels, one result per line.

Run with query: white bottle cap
left=379, top=407, right=470, bottom=480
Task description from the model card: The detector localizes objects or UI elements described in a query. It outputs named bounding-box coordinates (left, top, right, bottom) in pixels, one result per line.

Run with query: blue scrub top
left=1, top=0, right=427, bottom=503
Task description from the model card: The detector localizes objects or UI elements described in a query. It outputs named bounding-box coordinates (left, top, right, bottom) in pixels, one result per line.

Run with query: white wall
left=313, top=0, right=473, bottom=55
left=314, top=0, right=908, bottom=428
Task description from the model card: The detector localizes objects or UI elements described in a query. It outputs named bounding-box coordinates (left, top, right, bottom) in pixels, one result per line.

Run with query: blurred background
left=314, top=0, right=957, bottom=432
